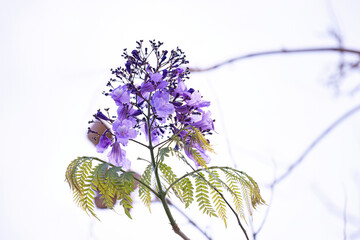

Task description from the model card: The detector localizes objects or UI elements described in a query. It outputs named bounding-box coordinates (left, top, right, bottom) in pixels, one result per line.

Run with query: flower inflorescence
left=91, top=40, right=215, bottom=169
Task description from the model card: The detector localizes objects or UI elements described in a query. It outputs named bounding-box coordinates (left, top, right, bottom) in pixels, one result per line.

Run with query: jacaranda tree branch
left=189, top=47, right=360, bottom=72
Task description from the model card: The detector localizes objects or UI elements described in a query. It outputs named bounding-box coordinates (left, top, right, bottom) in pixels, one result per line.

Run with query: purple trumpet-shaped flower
left=151, top=91, right=175, bottom=118
left=111, top=85, right=130, bottom=106
left=184, top=142, right=211, bottom=168
left=141, top=122, right=160, bottom=145
left=107, top=142, right=131, bottom=169
left=186, top=91, right=210, bottom=108
left=150, top=72, right=168, bottom=90
left=141, top=72, right=168, bottom=96
left=191, top=110, right=214, bottom=132
left=113, top=119, right=138, bottom=146
left=117, top=104, right=140, bottom=123
left=96, top=130, right=112, bottom=153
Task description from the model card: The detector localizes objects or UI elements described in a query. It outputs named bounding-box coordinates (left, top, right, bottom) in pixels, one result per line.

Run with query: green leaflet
left=208, top=170, right=227, bottom=226
left=182, top=127, right=215, bottom=154
left=179, top=177, right=194, bottom=208
left=223, top=169, right=245, bottom=220
left=158, top=162, right=183, bottom=201
left=158, top=147, right=171, bottom=163
left=138, top=164, right=153, bottom=212
left=194, top=173, right=217, bottom=217
left=66, top=157, right=98, bottom=218
left=118, top=171, right=136, bottom=219
left=184, top=144, right=208, bottom=168
left=65, top=157, right=136, bottom=219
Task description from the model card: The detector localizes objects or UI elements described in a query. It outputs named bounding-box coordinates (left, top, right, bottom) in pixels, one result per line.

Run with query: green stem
left=146, top=103, right=190, bottom=240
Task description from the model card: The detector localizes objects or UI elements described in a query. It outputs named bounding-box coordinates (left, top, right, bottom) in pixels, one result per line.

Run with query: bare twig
left=189, top=47, right=360, bottom=72
left=271, top=103, right=360, bottom=187
left=343, top=189, right=348, bottom=240
left=253, top=159, right=277, bottom=239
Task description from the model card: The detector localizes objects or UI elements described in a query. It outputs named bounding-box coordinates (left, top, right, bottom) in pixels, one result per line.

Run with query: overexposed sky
left=1, top=0, right=360, bottom=239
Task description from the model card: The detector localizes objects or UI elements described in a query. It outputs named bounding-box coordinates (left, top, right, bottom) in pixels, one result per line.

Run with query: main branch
left=189, top=47, right=360, bottom=72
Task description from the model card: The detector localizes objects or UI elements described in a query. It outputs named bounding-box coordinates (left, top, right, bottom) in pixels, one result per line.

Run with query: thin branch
left=189, top=47, right=360, bottom=72
left=343, top=189, right=348, bottom=240
left=271, top=103, right=360, bottom=187
left=165, top=199, right=212, bottom=240
left=253, top=159, right=277, bottom=239
left=129, top=139, right=149, bottom=148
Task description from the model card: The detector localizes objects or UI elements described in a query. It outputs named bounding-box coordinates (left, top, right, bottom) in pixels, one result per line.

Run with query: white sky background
left=1, top=0, right=360, bottom=239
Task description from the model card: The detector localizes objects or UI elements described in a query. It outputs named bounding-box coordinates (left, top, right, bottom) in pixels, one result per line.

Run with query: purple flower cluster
left=92, top=40, right=215, bottom=169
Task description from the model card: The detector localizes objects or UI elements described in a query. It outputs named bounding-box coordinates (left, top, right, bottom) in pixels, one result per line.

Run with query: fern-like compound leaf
left=65, top=157, right=100, bottom=219
left=194, top=173, right=217, bottom=217
left=178, top=177, right=194, bottom=208
left=208, top=170, right=227, bottom=226
left=117, top=171, right=135, bottom=219
left=139, top=163, right=153, bottom=211
left=66, top=157, right=137, bottom=220
left=158, top=162, right=183, bottom=201
left=222, top=169, right=245, bottom=220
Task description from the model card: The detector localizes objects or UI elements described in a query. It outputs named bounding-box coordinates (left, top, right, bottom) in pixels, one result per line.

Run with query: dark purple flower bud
left=162, top=69, right=168, bottom=79
left=131, top=109, right=142, bottom=117
left=96, top=110, right=110, bottom=121
left=160, top=50, right=168, bottom=64
left=125, top=61, right=131, bottom=73
left=131, top=50, right=141, bottom=60
left=174, top=144, right=179, bottom=151
left=172, top=101, right=182, bottom=107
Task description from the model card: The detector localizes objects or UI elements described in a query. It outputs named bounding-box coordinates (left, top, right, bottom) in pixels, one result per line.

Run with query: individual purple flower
left=173, top=81, right=188, bottom=96
left=141, top=81, right=155, bottom=95
left=107, top=142, right=131, bottom=169
left=96, top=130, right=112, bottom=153
left=150, top=72, right=162, bottom=82
left=186, top=91, right=210, bottom=108
left=141, top=122, right=160, bottom=145
left=111, top=85, right=130, bottom=106
left=191, top=110, right=214, bottom=132
left=150, top=72, right=167, bottom=89
left=113, top=119, right=138, bottom=146
left=116, top=104, right=139, bottom=123
left=184, top=142, right=211, bottom=168
left=141, top=72, right=168, bottom=96
left=151, top=91, right=175, bottom=118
